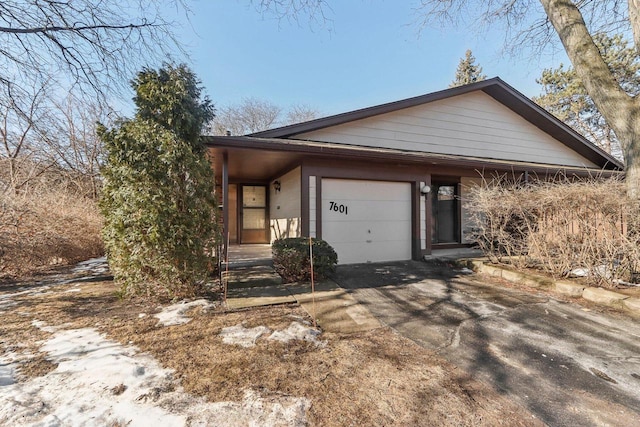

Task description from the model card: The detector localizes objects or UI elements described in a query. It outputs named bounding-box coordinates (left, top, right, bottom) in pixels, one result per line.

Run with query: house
left=205, top=77, right=623, bottom=265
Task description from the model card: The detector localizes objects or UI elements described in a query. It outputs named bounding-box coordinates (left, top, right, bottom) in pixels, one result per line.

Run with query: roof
left=204, top=135, right=623, bottom=179
left=250, top=77, right=623, bottom=171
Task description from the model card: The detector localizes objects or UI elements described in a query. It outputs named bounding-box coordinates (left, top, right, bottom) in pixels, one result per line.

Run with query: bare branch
left=0, top=0, right=188, bottom=106
left=251, top=0, right=333, bottom=27
left=0, top=22, right=155, bottom=34
left=209, top=98, right=319, bottom=136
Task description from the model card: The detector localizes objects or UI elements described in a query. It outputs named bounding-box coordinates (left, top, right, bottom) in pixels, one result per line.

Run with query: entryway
left=227, top=184, right=270, bottom=244
left=431, top=182, right=460, bottom=244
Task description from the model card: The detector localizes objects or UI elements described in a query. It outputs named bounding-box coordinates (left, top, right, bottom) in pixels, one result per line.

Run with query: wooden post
left=224, top=232, right=229, bottom=305
left=222, top=151, right=229, bottom=262
left=309, top=236, right=317, bottom=329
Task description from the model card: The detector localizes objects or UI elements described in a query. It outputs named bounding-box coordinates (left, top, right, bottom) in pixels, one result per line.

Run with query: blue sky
left=171, top=1, right=570, bottom=116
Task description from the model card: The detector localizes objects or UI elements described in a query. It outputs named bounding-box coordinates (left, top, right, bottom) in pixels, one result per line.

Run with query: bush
left=467, top=176, right=640, bottom=287
left=272, top=237, right=338, bottom=283
left=100, top=65, right=218, bottom=300
left=0, top=189, right=103, bottom=279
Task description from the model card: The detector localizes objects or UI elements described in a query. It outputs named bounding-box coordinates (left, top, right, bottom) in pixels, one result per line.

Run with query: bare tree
left=0, top=0, right=186, bottom=106
left=41, top=96, right=110, bottom=198
left=286, top=104, right=320, bottom=124
left=250, top=0, right=332, bottom=26
left=211, top=98, right=281, bottom=136
left=0, top=81, right=51, bottom=194
left=210, top=98, right=319, bottom=136
left=0, top=0, right=188, bottom=197
left=0, top=85, right=109, bottom=197
left=415, top=1, right=640, bottom=199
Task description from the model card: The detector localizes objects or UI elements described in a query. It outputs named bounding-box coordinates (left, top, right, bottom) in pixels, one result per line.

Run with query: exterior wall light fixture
left=420, top=184, right=431, bottom=195
left=273, top=180, right=281, bottom=193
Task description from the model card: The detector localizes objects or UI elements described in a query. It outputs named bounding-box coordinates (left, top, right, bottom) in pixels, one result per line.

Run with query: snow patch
left=0, top=299, right=17, bottom=312
left=269, top=322, right=324, bottom=346
left=220, top=322, right=324, bottom=348
left=71, top=256, right=109, bottom=276
left=31, top=320, right=58, bottom=333
left=0, top=327, right=310, bottom=426
left=569, top=263, right=626, bottom=280
left=0, top=289, right=38, bottom=300
left=0, top=328, right=183, bottom=426
left=0, top=354, right=18, bottom=386
left=219, top=324, right=271, bottom=348
left=0, top=288, right=38, bottom=312
left=569, top=268, right=589, bottom=278
left=187, top=389, right=311, bottom=427
left=155, top=299, right=214, bottom=326
left=0, top=283, right=60, bottom=309
left=614, top=279, right=640, bottom=287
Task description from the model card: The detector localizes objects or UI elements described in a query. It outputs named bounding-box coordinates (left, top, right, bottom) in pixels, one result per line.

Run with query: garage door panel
left=328, top=241, right=411, bottom=264
left=324, top=200, right=411, bottom=222
left=323, top=221, right=411, bottom=243
left=322, top=179, right=412, bottom=264
left=327, top=193, right=411, bottom=202
left=323, top=180, right=409, bottom=198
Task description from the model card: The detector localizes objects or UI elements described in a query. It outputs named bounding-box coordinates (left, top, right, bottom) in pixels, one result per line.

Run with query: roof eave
left=204, top=136, right=622, bottom=175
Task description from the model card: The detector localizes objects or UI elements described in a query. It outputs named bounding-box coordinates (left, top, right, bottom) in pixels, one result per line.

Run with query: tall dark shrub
left=99, top=64, right=218, bottom=300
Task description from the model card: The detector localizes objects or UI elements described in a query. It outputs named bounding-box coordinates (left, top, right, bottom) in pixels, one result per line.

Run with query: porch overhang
left=204, top=135, right=623, bottom=181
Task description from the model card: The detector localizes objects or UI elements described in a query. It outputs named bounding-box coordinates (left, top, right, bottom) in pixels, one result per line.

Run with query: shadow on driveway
left=332, top=260, right=640, bottom=427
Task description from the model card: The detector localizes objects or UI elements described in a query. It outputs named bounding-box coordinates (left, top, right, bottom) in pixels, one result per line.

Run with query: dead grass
left=1, top=273, right=541, bottom=426
left=0, top=188, right=103, bottom=279
left=0, top=303, right=55, bottom=380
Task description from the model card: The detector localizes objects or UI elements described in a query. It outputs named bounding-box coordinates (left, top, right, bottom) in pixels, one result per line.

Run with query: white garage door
left=321, top=179, right=412, bottom=264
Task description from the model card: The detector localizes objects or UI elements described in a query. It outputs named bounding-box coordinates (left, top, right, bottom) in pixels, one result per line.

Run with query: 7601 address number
left=329, top=201, right=348, bottom=215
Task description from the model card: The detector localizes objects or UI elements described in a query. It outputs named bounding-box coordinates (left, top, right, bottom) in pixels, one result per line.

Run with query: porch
left=224, top=244, right=272, bottom=268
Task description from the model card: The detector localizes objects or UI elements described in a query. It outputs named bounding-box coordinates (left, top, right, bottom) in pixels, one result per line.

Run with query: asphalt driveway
left=332, top=261, right=640, bottom=427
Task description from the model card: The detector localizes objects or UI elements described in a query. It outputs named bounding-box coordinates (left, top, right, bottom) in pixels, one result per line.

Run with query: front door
left=240, top=185, right=269, bottom=243
left=431, top=183, right=460, bottom=244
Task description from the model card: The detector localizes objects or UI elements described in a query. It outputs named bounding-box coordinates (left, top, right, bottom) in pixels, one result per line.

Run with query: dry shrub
left=468, top=176, right=640, bottom=287
left=0, top=188, right=103, bottom=279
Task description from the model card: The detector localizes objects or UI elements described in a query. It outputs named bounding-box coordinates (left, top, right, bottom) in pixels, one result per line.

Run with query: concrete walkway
left=225, top=265, right=296, bottom=308
left=224, top=244, right=272, bottom=268
left=224, top=265, right=381, bottom=333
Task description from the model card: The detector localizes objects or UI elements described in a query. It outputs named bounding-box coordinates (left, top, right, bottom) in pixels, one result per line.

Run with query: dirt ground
left=1, top=267, right=543, bottom=426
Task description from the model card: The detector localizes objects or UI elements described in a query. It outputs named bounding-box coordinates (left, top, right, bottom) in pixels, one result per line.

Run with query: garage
left=321, top=179, right=412, bottom=264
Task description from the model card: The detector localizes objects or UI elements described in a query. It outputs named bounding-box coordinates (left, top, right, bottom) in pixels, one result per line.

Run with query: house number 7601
left=329, top=201, right=348, bottom=215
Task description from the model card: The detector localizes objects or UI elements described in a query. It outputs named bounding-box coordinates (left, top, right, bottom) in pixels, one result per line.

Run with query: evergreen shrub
left=272, top=237, right=337, bottom=283
left=99, top=64, right=218, bottom=300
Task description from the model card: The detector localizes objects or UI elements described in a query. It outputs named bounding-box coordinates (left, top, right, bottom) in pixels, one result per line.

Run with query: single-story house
left=205, top=77, right=623, bottom=264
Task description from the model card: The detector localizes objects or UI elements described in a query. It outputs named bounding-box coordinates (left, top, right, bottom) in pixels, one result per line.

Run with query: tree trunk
left=539, top=0, right=640, bottom=199
left=8, top=157, right=17, bottom=195
left=624, top=130, right=640, bottom=200
left=630, top=0, right=640, bottom=52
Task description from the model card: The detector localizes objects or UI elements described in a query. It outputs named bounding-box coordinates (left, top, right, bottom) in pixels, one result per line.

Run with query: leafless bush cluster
left=0, top=171, right=103, bottom=280
left=468, top=176, right=640, bottom=287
